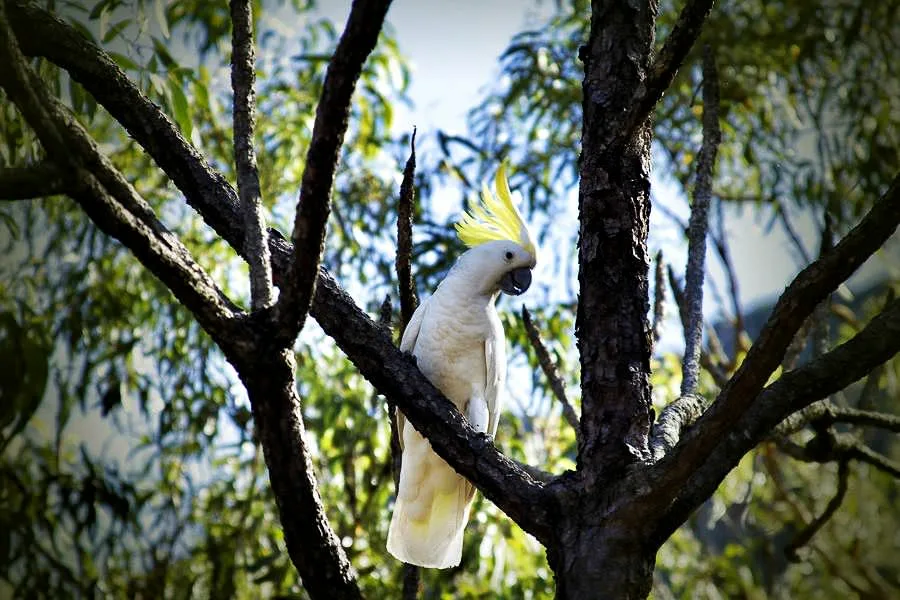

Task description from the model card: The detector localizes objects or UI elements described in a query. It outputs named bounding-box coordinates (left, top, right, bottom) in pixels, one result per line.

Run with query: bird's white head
left=453, top=162, right=538, bottom=296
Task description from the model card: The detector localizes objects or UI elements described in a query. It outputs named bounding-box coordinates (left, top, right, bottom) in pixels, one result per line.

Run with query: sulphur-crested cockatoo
left=387, top=163, right=537, bottom=569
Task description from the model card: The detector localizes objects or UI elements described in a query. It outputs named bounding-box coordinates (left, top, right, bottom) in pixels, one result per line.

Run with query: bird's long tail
left=387, top=422, right=475, bottom=569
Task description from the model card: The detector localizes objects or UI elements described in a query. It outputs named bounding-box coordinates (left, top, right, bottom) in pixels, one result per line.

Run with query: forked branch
left=784, top=459, right=849, bottom=561
left=621, top=0, right=718, bottom=142
left=655, top=296, right=900, bottom=539
left=0, top=6, right=237, bottom=336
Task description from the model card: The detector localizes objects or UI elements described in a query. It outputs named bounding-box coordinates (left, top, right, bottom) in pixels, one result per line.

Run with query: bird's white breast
left=412, top=291, right=500, bottom=411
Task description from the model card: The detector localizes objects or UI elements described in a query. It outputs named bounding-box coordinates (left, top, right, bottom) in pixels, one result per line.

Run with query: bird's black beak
left=500, top=267, right=532, bottom=296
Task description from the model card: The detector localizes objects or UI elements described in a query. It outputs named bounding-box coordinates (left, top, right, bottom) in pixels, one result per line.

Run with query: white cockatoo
left=387, top=163, right=538, bottom=569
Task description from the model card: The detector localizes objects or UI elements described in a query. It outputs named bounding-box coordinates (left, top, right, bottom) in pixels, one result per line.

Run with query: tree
left=1, top=0, right=898, bottom=598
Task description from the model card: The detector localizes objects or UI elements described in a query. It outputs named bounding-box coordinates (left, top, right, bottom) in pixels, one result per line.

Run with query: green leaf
left=168, top=76, right=192, bottom=138
left=103, top=18, right=132, bottom=43
left=155, top=0, right=170, bottom=39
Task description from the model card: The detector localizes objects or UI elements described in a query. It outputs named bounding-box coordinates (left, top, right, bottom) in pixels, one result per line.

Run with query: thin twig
left=0, top=162, right=66, bottom=199
left=681, top=45, right=721, bottom=397
left=522, top=307, right=581, bottom=445
left=652, top=249, right=666, bottom=347
left=712, top=199, right=744, bottom=347
left=230, top=0, right=272, bottom=310
left=396, top=127, right=418, bottom=330
left=777, top=203, right=812, bottom=265
left=784, top=459, right=850, bottom=561
left=277, top=0, right=393, bottom=342
left=849, top=443, right=900, bottom=479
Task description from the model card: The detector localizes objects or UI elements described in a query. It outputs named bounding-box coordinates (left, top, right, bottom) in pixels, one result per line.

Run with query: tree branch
left=652, top=172, right=900, bottom=495
left=396, top=127, right=418, bottom=330
left=5, top=6, right=363, bottom=595
left=620, top=0, right=717, bottom=144
left=0, top=5, right=237, bottom=338
left=668, top=265, right=729, bottom=387
left=784, top=459, right=849, bottom=561
left=774, top=400, right=900, bottom=437
left=239, top=349, right=362, bottom=600
left=276, top=0, right=393, bottom=342
left=522, top=306, right=581, bottom=446
left=0, top=161, right=66, bottom=199
left=230, top=0, right=272, bottom=310
left=848, top=442, right=900, bottom=479
left=652, top=296, right=900, bottom=541
left=680, top=45, right=720, bottom=396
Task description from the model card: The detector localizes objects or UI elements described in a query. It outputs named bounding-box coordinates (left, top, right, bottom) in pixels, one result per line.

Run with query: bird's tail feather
left=387, top=441, right=475, bottom=568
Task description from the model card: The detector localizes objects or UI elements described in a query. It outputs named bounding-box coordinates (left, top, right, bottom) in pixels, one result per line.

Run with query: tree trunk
left=576, top=1, right=657, bottom=479
left=559, top=1, right=660, bottom=596
left=547, top=497, right=656, bottom=600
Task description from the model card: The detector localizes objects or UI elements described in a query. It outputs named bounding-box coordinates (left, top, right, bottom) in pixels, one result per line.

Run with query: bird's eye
left=504, top=251, right=514, bottom=261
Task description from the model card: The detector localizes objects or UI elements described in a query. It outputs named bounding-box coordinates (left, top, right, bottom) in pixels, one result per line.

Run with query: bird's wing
left=484, top=316, right=506, bottom=439
left=395, top=298, right=430, bottom=451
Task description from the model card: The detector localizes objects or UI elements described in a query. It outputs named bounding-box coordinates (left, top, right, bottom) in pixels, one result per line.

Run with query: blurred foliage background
left=1, top=0, right=898, bottom=598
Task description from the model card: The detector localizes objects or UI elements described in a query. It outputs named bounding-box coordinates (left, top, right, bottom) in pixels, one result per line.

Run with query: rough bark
left=576, top=0, right=655, bottom=479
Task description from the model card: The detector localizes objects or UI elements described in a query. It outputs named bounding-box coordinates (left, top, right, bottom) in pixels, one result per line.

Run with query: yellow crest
left=455, top=162, right=536, bottom=256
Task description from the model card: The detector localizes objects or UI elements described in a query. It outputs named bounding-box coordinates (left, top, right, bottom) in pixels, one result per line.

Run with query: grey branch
left=396, top=127, right=418, bottom=330
left=392, top=131, right=421, bottom=595
left=784, top=459, right=850, bottom=561
left=230, top=0, right=272, bottom=310
left=652, top=171, right=900, bottom=497
left=777, top=430, right=900, bottom=480
left=522, top=306, right=581, bottom=446
left=680, top=45, right=721, bottom=397
left=668, top=266, right=729, bottom=387
left=0, top=6, right=237, bottom=335
left=649, top=393, right=706, bottom=461
left=0, top=161, right=66, bottom=199
left=277, top=0, right=394, bottom=343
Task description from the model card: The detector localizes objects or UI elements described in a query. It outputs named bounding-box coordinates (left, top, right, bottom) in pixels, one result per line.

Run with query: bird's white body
left=386, top=250, right=506, bottom=569
left=386, top=163, right=537, bottom=569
